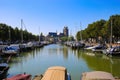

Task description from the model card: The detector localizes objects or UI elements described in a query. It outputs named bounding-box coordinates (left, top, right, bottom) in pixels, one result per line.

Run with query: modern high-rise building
left=63, top=26, right=69, bottom=37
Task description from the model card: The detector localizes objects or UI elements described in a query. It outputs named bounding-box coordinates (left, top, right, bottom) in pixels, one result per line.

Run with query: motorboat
left=92, top=44, right=107, bottom=53
left=81, top=71, right=115, bottom=80
left=33, top=66, right=71, bottom=80
left=0, top=63, right=9, bottom=79
left=2, top=46, right=18, bottom=55
left=104, top=46, right=120, bottom=55
left=4, top=73, right=31, bottom=80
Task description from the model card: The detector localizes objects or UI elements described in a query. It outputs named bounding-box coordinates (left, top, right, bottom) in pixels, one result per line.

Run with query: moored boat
left=105, top=46, right=120, bottom=55
left=84, top=44, right=99, bottom=51
left=26, top=42, right=34, bottom=50
left=2, top=46, right=19, bottom=56
left=81, top=71, right=115, bottom=80
left=92, top=44, right=107, bottom=53
left=33, top=66, right=71, bottom=80
left=4, top=73, right=31, bottom=80
left=0, top=63, right=9, bottom=79
left=9, top=44, right=20, bottom=52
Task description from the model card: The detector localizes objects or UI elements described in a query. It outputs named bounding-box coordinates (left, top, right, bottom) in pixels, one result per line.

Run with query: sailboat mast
left=21, top=19, right=23, bottom=43
left=9, top=27, right=11, bottom=44
left=39, top=26, right=40, bottom=42
left=110, top=20, right=112, bottom=47
left=80, top=22, right=82, bottom=42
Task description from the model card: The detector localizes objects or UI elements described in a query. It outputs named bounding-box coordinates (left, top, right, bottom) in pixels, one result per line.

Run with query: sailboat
left=19, top=19, right=27, bottom=51
left=103, top=20, right=120, bottom=55
left=77, top=22, right=85, bottom=48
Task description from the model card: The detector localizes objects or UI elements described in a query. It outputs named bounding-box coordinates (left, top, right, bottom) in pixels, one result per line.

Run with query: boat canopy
left=41, top=66, right=66, bottom=80
left=82, top=71, right=115, bottom=80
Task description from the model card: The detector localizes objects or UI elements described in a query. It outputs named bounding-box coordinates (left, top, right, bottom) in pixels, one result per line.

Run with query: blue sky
left=0, top=0, right=120, bottom=36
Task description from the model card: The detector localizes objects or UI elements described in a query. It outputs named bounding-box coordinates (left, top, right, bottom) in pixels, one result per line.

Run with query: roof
left=48, top=32, right=57, bottom=37
left=41, top=66, right=66, bottom=80
left=82, top=71, right=115, bottom=80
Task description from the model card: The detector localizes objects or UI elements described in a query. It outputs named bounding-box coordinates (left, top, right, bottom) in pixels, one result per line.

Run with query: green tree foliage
left=14, top=27, right=21, bottom=41
left=76, top=19, right=106, bottom=40
left=60, top=36, right=74, bottom=42
left=76, top=14, right=120, bottom=43
left=0, top=24, right=9, bottom=41
left=68, top=36, right=74, bottom=41
left=60, top=37, right=68, bottom=42
left=0, top=23, right=38, bottom=42
left=109, top=15, right=120, bottom=38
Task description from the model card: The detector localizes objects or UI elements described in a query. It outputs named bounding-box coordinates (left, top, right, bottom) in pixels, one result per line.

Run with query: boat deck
left=41, top=66, right=66, bottom=80
left=4, top=73, right=31, bottom=80
left=81, top=71, right=115, bottom=80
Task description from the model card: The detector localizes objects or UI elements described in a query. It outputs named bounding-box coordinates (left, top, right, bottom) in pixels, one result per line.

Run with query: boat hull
left=4, top=73, right=31, bottom=80
left=0, top=63, right=9, bottom=80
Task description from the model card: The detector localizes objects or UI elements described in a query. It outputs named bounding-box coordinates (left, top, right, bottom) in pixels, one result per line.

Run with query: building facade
left=46, top=26, right=69, bottom=42
left=63, top=26, right=69, bottom=37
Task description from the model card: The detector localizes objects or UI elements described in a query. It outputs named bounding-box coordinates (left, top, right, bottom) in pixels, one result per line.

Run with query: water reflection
left=7, top=44, right=120, bottom=80
left=47, top=44, right=69, bottom=59
left=78, top=50, right=120, bottom=77
left=63, top=45, right=68, bottom=59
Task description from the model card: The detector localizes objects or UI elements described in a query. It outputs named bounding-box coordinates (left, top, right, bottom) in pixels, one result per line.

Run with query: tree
left=76, top=14, right=120, bottom=43
left=0, top=23, right=38, bottom=43
left=60, top=37, right=68, bottom=42
left=76, top=19, right=106, bottom=42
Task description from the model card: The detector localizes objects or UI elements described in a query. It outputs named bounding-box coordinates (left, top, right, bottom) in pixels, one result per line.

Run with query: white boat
left=2, top=46, right=18, bottom=55
left=10, top=44, right=20, bottom=52
left=103, top=46, right=120, bottom=55
left=92, top=44, right=107, bottom=53
left=25, top=42, right=34, bottom=50
left=84, top=46, right=95, bottom=50
left=84, top=44, right=101, bottom=50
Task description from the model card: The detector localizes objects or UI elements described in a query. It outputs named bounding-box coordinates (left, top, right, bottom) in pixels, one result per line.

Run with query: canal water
left=8, top=44, right=120, bottom=80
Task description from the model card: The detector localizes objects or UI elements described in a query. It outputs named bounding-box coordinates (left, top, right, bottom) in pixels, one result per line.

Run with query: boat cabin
left=34, top=66, right=71, bottom=80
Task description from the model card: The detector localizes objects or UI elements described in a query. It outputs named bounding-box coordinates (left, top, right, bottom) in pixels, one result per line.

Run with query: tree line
left=76, top=14, right=120, bottom=43
left=0, top=23, right=38, bottom=43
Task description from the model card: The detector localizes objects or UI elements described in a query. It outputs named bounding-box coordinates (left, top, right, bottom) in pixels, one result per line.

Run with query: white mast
left=39, top=26, right=40, bottom=42
left=9, top=27, right=11, bottom=44
left=80, top=22, right=82, bottom=42
left=110, top=20, right=112, bottom=47
left=21, top=19, right=23, bottom=43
